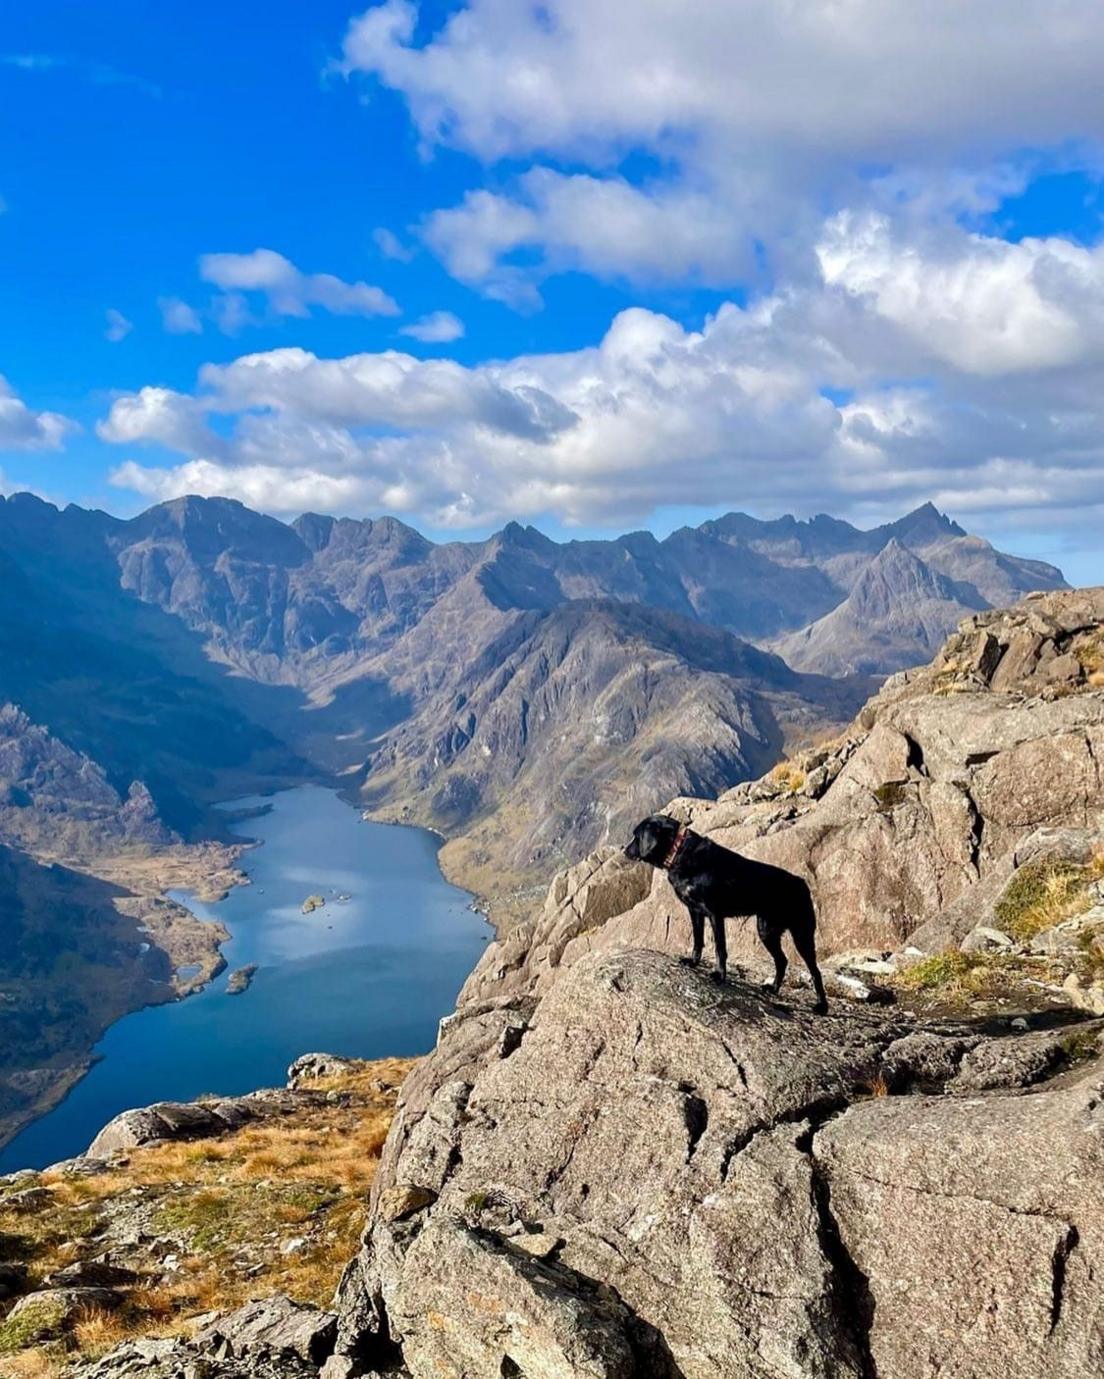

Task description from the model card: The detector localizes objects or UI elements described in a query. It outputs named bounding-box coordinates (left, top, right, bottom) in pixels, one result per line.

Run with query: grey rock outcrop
left=86, top=1088, right=324, bottom=1158
left=333, top=950, right=1104, bottom=1379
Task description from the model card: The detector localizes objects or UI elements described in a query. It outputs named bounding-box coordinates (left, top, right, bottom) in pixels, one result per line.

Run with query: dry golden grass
left=768, top=762, right=806, bottom=794
left=0, top=1348, right=59, bottom=1378
left=0, top=1056, right=415, bottom=1373
left=995, top=859, right=1099, bottom=941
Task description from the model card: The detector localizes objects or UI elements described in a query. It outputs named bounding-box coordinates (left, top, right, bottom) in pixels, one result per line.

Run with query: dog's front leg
left=679, top=905, right=705, bottom=968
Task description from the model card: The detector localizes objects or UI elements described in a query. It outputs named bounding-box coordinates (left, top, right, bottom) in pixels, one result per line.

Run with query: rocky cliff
left=319, top=586, right=1104, bottom=1379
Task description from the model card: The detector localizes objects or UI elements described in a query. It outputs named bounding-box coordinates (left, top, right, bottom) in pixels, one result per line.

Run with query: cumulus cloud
left=424, top=170, right=752, bottom=302
left=343, top=1, right=1104, bottom=168
left=199, top=248, right=400, bottom=323
left=99, top=234, right=1104, bottom=534
left=400, top=310, right=465, bottom=343
left=159, top=296, right=203, bottom=335
left=817, top=213, right=1104, bottom=376
left=97, top=386, right=221, bottom=456
left=105, top=309, right=133, bottom=343
left=340, top=1, right=1104, bottom=302
left=0, top=376, right=73, bottom=451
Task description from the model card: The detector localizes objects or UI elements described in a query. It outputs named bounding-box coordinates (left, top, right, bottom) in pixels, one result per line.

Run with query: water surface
left=0, top=785, right=486, bottom=1171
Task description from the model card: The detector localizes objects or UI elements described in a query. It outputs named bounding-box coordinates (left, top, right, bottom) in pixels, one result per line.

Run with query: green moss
left=153, top=1189, right=231, bottom=1253
left=0, top=1297, right=68, bottom=1354
left=1060, top=1029, right=1101, bottom=1063
left=896, top=951, right=1030, bottom=999
left=898, top=952, right=980, bottom=990
left=465, top=1190, right=491, bottom=1213
left=995, top=860, right=1094, bottom=941
left=874, top=781, right=907, bottom=812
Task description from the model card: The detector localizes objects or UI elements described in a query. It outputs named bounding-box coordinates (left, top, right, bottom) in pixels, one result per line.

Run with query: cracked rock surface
left=334, top=950, right=1104, bottom=1379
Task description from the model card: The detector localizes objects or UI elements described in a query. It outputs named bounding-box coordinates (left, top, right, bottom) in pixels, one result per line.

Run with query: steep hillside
left=0, top=706, right=246, bottom=1152
left=0, top=496, right=307, bottom=837
left=361, top=598, right=862, bottom=902
left=0, top=842, right=232, bottom=1153
left=774, top=538, right=988, bottom=675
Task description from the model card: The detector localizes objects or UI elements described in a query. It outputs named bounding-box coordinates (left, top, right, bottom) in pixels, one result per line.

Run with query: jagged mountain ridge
left=0, top=491, right=1066, bottom=902
left=361, top=597, right=859, bottom=892
left=37, top=492, right=1062, bottom=688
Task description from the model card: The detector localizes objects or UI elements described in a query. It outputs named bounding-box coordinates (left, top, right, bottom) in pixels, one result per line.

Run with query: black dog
left=625, top=813, right=828, bottom=1013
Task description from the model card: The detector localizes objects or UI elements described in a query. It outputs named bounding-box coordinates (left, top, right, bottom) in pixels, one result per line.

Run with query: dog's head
left=624, top=813, right=682, bottom=866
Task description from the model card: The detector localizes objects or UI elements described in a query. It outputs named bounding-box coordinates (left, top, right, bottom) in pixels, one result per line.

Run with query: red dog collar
left=661, top=826, right=689, bottom=870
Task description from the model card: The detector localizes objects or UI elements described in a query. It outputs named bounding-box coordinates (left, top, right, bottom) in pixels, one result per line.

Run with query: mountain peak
left=878, top=502, right=966, bottom=546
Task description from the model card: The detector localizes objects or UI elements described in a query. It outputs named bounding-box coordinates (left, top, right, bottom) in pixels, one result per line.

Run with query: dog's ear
left=629, top=815, right=677, bottom=865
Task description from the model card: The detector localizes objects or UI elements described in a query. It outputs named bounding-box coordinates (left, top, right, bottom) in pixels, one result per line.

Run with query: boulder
left=6, top=1285, right=122, bottom=1333
left=960, top=924, right=1014, bottom=954
left=43, top=1258, right=138, bottom=1289
left=65, top=1335, right=321, bottom=1378
left=287, top=1053, right=359, bottom=1087
left=815, top=1071, right=1104, bottom=1377
left=336, top=944, right=1104, bottom=1379
left=198, top=1295, right=337, bottom=1367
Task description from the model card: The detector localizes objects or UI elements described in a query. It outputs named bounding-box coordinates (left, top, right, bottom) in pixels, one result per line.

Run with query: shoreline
left=0, top=785, right=488, bottom=1170
left=0, top=840, right=249, bottom=1164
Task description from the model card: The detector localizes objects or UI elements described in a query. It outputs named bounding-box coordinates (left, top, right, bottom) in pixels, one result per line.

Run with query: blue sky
left=2, top=1, right=1104, bottom=584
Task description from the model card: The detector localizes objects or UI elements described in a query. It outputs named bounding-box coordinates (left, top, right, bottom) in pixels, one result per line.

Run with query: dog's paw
left=678, top=955, right=701, bottom=967
left=709, top=970, right=727, bottom=984
left=812, top=1000, right=829, bottom=1016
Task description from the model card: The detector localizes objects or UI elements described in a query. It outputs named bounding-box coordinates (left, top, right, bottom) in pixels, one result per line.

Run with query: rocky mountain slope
left=0, top=491, right=1064, bottom=905
left=773, top=537, right=989, bottom=676
left=0, top=1055, right=410, bottom=1375
left=0, top=705, right=246, bottom=1153
left=359, top=598, right=861, bottom=902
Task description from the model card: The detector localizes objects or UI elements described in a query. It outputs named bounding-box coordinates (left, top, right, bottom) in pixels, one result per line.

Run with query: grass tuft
left=995, top=859, right=1098, bottom=941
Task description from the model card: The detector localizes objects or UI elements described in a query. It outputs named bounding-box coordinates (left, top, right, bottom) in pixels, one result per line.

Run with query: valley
left=0, top=490, right=1069, bottom=1160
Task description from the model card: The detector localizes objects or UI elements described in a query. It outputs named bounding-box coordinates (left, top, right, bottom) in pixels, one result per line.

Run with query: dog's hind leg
left=791, top=906, right=828, bottom=1015
left=679, top=906, right=705, bottom=968
left=756, top=915, right=787, bottom=996
left=708, top=910, right=727, bottom=983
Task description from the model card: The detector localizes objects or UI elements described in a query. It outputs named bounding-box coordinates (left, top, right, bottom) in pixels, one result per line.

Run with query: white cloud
left=400, top=310, right=465, bottom=343
left=373, top=226, right=414, bottom=261
left=97, top=386, right=220, bottom=456
left=197, top=347, right=575, bottom=439
left=199, top=248, right=400, bottom=322
left=101, top=249, right=1104, bottom=534
left=341, top=2, right=1104, bottom=302
left=159, top=297, right=203, bottom=335
left=424, top=170, right=751, bottom=301
left=817, top=213, right=1104, bottom=376
left=109, top=458, right=383, bottom=514
left=0, top=376, right=73, bottom=451
left=105, top=309, right=133, bottom=343
left=343, top=1, right=1104, bottom=168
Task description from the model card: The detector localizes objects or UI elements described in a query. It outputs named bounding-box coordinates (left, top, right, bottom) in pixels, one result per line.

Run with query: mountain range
left=0, top=491, right=1065, bottom=904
